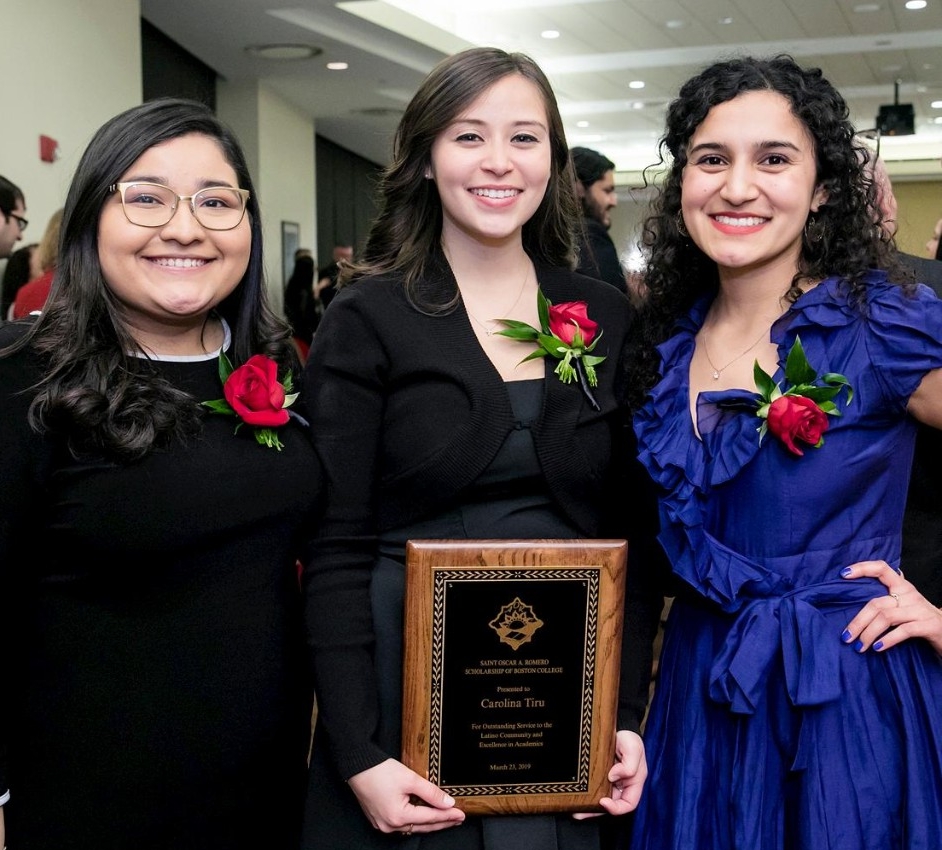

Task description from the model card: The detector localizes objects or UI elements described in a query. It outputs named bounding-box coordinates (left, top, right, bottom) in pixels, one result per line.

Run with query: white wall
left=216, top=81, right=317, bottom=312
left=0, top=0, right=142, bottom=236
left=0, top=1, right=318, bottom=313
left=257, top=87, right=318, bottom=311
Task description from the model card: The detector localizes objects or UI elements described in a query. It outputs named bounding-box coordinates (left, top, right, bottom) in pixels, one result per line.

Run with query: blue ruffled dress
left=630, top=272, right=942, bottom=850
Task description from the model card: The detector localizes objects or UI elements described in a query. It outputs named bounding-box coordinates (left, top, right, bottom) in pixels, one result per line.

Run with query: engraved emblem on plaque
left=488, top=597, right=544, bottom=650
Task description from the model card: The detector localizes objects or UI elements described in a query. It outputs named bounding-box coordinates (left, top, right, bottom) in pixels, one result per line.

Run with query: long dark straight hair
left=2, top=98, right=295, bottom=460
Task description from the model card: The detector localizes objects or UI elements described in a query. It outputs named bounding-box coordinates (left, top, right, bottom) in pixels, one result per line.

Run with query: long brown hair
left=349, top=46, right=580, bottom=311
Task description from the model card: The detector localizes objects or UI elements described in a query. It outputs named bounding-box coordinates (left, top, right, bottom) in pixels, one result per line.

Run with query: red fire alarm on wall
left=39, top=134, right=59, bottom=163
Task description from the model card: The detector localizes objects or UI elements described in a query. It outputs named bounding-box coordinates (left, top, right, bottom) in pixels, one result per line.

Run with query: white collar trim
left=133, top=318, right=232, bottom=362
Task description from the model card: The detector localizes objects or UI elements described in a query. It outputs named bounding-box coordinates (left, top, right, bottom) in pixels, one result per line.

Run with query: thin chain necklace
left=462, top=263, right=531, bottom=337
left=700, top=327, right=769, bottom=380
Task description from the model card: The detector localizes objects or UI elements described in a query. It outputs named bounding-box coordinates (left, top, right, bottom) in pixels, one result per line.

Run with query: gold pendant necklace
left=462, top=263, right=531, bottom=337
left=700, top=328, right=769, bottom=380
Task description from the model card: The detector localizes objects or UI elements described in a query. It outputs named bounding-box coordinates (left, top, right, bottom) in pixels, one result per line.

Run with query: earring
left=675, top=212, right=689, bottom=237
left=804, top=214, right=824, bottom=244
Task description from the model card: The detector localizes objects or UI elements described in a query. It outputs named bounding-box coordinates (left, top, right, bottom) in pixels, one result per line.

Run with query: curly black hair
left=625, top=54, right=907, bottom=409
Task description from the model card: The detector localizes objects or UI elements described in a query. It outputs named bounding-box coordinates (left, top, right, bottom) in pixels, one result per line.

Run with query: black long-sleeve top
left=301, top=256, right=664, bottom=781
left=0, top=322, right=321, bottom=848
left=576, top=218, right=627, bottom=295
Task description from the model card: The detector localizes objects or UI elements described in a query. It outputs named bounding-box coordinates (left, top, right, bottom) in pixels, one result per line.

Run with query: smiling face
left=680, top=90, right=827, bottom=282
left=97, top=132, right=251, bottom=340
left=429, top=73, right=552, bottom=251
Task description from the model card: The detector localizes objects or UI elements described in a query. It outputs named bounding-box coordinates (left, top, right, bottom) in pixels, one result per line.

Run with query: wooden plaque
left=402, top=539, right=627, bottom=815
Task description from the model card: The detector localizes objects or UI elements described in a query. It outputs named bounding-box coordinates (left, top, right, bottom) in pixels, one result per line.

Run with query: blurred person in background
left=12, top=208, right=64, bottom=318
left=570, top=147, right=627, bottom=295
left=867, top=155, right=942, bottom=288
left=0, top=175, right=28, bottom=260
left=284, top=247, right=319, bottom=360
left=314, top=243, right=353, bottom=312
left=927, top=215, right=941, bottom=261
left=866, top=154, right=942, bottom=606
left=1, top=242, right=39, bottom=320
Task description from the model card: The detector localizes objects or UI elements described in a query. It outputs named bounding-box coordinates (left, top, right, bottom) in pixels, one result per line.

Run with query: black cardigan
left=301, top=258, right=663, bottom=780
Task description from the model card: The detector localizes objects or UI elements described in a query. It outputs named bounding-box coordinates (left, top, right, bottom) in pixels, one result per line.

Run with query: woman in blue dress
left=625, top=55, right=942, bottom=849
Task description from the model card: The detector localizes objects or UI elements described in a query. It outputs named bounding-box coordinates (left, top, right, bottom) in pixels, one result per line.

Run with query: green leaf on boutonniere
left=754, top=360, right=779, bottom=401
left=217, top=350, right=235, bottom=383
left=752, top=334, right=853, bottom=456
left=202, top=398, right=236, bottom=416
left=494, top=286, right=606, bottom=410
left=783, top=336, right=817, bottom=385
left=492, top=320, right=541, bottom=341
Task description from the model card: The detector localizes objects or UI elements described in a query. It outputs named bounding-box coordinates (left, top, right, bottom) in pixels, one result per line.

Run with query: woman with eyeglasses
left=0, top=99, right=322, bottom=849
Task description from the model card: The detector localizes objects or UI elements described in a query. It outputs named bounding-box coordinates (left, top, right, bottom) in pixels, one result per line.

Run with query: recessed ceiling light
left=905, top=0, right=927, bottom=9
left=541, top=30, right=560, bottom=39
left=718, top=17, right=733, bottom=24
left=853, top=3, right=880, bottom=11
left=245, top=44, right=321, bottom=61
left=576, top=120, right=589, bottom=128
left=628, top=80, right=645, bottom=89
left=933, top=116, right=942, bottom=124
left=931, top=100, right=942, bottom=109
left=632, top=102, right=644, bottom=110
left=666, top=19, right=685, bottom=29
left=326, top=62, right=348, bottom=71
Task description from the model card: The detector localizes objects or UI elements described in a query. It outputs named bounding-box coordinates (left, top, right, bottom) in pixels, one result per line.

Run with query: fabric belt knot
left=707, top=579, right=882, bottom=714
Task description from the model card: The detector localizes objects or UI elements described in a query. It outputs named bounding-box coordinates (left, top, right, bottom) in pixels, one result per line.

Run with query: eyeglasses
left=6, top=211, right=28, bottom=232
left=110, top=182, right=250, bottom=231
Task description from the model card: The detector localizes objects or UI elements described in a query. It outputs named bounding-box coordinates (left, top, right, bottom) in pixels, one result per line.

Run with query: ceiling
left=140, top=0, right=942, bottom=179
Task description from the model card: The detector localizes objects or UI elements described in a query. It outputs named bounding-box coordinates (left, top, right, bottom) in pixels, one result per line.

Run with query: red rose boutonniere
left=754, top=336, right=853, bottom=456
left=496, top=288, right=606, bottom=410
left=201, top=352, right=299, bottom=450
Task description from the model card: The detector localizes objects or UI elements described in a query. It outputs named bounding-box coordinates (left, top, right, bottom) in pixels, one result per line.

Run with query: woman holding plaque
left=625, top=55, right=942, bottom=849
left=301, top=46, right=663, bottom=849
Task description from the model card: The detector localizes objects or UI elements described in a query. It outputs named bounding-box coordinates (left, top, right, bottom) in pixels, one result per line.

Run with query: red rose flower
left=223, top=354, right=290, bottom=427
left=494, top=288, right=606, bottom=409
left=548, top=301, right=598, bottom=346
left=765, top=395, right=829, bottom=456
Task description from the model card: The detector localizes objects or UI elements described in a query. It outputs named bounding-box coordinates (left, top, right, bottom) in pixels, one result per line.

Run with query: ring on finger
left=402, top=824, right=414, bottom=836
left=889, top=591, right=901, bottom=607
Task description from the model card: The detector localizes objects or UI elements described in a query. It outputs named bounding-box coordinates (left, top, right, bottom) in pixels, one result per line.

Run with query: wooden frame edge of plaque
left=402, top=538, right=627, bottom=816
